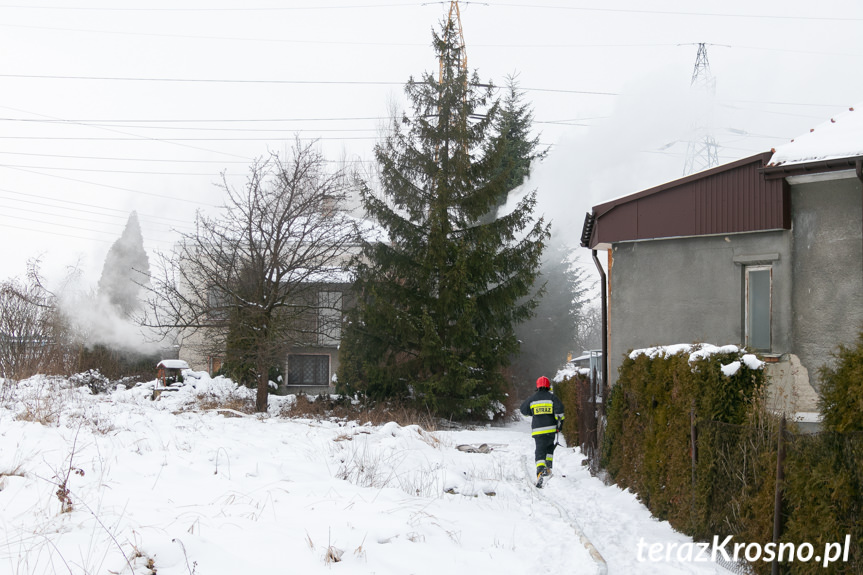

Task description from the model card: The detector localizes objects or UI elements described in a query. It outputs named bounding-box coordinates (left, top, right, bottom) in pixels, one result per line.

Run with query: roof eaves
left=760, top=154, right=863, bottom=179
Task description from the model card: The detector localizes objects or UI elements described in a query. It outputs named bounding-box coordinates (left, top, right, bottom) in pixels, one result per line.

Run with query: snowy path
left=530, top=431, right=735, bottom=573
left=1, top=377, right=736, bottom=574
left=450, top=419, right=736, bottom=575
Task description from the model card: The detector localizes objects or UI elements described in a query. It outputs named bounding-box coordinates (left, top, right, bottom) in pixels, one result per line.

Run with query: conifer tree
left=98, top=211, right=150, bottom=315
left=511, top=242, right=593, bottom=393
left=338, top=21, right=549, bottom=419
left=483, top=75, right=548, bottom=220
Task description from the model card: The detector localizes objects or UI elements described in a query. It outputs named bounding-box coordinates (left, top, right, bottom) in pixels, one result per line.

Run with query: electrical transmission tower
left=682, top=43, right=720, bottom=175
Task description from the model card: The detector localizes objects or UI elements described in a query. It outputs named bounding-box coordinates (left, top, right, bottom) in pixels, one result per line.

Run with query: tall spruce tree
left=338, top=21, right=549, bottom=419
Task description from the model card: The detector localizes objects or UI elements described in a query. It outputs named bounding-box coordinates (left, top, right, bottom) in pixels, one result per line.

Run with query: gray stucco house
left=580, top=105, right=863, bottom=423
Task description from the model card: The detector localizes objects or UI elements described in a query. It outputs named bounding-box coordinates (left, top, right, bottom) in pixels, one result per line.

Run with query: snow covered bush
left=68, top=370, right=111, bottom=394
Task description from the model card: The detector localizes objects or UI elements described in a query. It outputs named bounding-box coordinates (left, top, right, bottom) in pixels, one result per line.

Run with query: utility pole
left=682, top=43, right=720, bottom=176
left=436, top=1, right=469, bottom=160
left=439, top=1, right=467, bottom=83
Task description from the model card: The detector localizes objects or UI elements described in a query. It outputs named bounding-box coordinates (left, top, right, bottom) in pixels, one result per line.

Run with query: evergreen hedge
left=601, top=342, right=863, bottom=574
left=603, top=346, right=766, bottom=527
left=818, top=331, right=863, bottom=433
left=553, top=372, right=584, bottom=449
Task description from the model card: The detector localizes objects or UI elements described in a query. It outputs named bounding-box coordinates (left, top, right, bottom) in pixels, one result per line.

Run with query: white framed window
left=745, top=266, right=772, bottom=351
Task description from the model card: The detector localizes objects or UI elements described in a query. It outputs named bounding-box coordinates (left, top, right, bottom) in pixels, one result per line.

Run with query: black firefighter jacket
left=519, top=388, right=565, bottom=436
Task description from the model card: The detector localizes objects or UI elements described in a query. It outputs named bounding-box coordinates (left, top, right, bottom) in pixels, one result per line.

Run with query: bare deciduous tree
left=145, top=140, right=360, bottom=412
left=0, top=260, right=74, bottom=381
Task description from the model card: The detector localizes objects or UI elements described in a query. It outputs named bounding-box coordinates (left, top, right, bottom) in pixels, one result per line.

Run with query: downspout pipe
left=858, top=159, right=863, bottom=286
left=592, top=249, right=608, bottom=397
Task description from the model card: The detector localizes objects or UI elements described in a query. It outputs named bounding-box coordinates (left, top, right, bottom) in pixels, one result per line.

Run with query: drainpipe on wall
left=591, top=248, right=609, bottom=473
left=591, top=249, right=608, bottom=397
left=857, top=160, right=863, bottom=286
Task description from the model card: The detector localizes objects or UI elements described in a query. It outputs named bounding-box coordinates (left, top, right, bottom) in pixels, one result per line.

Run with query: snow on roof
left=768, top=104, right=863, bottom=167
left=351, top=214, right=388, bottom=244
left=157, top=359, right=189, bottom=370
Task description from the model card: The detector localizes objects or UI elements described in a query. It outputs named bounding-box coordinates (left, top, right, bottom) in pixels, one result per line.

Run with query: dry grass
left=196, top=396, right=255, bottom=414
left=0, top=463, right=25, bottom=478
left=353, top=535, right=367, bottom=561
left=0, top=463, right=25, bottom=493
left=324, top=545, right=344, bottom=564
left=283, top=395, right=438, bottom=430
left=14, top=387, right=66, bottom=425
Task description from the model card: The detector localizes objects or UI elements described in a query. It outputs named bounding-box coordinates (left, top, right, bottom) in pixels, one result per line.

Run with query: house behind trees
left=581, top=104, right=863, bottom=427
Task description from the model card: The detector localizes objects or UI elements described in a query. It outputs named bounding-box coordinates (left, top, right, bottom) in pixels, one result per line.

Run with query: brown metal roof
left=585, top=152, right=790, bottom=249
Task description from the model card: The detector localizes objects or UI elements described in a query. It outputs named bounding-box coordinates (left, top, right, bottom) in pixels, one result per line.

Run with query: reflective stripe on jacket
left=519, top=388, right=565, bottom=436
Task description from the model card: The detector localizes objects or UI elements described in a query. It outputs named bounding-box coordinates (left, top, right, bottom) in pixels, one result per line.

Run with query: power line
left=0, top=220, right=113, bottom=244
left=489, top=3, right=863, bottom=22
left=0, top=150, right=378, bottom=167
left=0, top=163, right=231, bottom=176
left=0, top=150, right=251, bottom=164
left=0, top=218, right=176, bottom=246
left=0, top=120, right=381, bottom=133
left=0, top=105, right=256, bottom=162
left=0, top=196, right=195, bottom=233
left=0, top=212, right=165, bottom=240
left=0, top=114, right=602, bottom=126
left=717, top=103, right=826, bottom=120
left=0, top=73, right=405, bottom=86
left=0, top=187, right=199, bottom=226
left=0, top=202, right=155, bottom=231
left=0, top=74, right=618, bottom=96
left=0, top=22, right=433, bottom=47
left=0, top=165, right=221, bottom=207
left=6, top=21, right=861, bottom=57
left=0, top=116, right=389, bottom=123
left=0, top=2, right=858, bottom=20
left=0, top=135, right=381, bottom=141
left=719, top=98, right=850, bottom=108
left=0, top=2, right=424, bottom=11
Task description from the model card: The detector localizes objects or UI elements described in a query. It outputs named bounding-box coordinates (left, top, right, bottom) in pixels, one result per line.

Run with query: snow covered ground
left=0, top=374, right=736, bottom=574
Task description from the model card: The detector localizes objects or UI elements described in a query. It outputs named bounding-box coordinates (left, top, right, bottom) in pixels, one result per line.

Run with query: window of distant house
left=208, top=356, right=223, bottom=376
left=206, top=286, right=230, bottom=321
left=287, top=354, right=329, bottom=386
left=745, top=266, right=772, bottom=351
left=318, top=291, right=342, bottom=346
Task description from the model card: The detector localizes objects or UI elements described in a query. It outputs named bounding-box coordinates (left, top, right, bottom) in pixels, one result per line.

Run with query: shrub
left=781, top=431, right=863, bottom=574
left=602, top=342, right=863, bottom=574
left=553, top=373, right=582, bottom=448
left=602, top=344, right=767, bottom=535
left=818, top=331, right=863, bottom=433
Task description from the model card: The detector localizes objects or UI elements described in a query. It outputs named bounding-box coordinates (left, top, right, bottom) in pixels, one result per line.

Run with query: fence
left=686, top=416, right=862, bottom=574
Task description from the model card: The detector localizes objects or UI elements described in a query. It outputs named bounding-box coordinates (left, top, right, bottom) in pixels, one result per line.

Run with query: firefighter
left=520, top=376, right=565, bottom=487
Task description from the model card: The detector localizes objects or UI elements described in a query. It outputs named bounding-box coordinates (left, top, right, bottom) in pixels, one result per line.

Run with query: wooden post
left=771, top=415, right=786, bottom=575
left=690, top=400, right=697, bottom=528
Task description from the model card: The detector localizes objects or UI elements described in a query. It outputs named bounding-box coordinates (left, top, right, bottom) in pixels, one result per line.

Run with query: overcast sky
left=1, top=0, right=862, bottom=286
